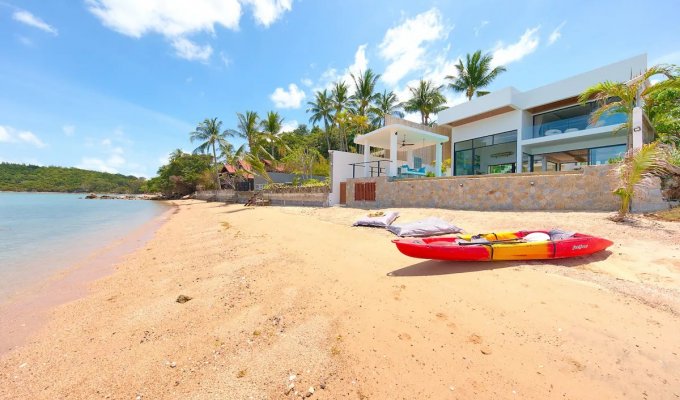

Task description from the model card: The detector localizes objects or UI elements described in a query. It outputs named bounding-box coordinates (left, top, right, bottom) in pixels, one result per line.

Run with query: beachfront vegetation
left=0, top=162, right=146, bottom=193
left=143, top=152, right=213, bottom=196
left=402, top=79, right=447, bottom=125
left=446, top=50, right=507, bottom=100
left=190, top=118, right=234, bottom=190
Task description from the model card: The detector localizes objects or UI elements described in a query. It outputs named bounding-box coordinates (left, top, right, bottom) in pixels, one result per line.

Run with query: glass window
left=589, top=145, right=626, bottom=165
left=473, top=135, right=493, bottom=148
left=493, top=130, right=517, bottom=144
left=522, top=153, right=532, bottom=173
left=454, top=149, right=474, bottom=176
left=488, top=163, right=515, bottom=174
left=454, top=140, right=472, bottom=151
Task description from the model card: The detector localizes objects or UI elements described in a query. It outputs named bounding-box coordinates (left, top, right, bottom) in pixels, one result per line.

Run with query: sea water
left=0, top=192, right=168, bottom=298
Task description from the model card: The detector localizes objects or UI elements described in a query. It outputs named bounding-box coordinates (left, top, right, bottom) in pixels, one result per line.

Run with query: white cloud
left=78, top=144, right=126, bottom=173
left=242, top=0, right=292, bottom=26
left=171, top=37, right=213, bottom=61
left=379, top=8, right=450, bottom=86
left=300, top=78, right=313, bottom=87
left=270, top=83, right=306, bottom=109
left=652, top=51, right=680, bottom=66
left=101, top=138, right=112, bottom=146
left=314, top=44, right=369, bottom=92
left=548, top=21, right=566, bottom=46
left=491, top=26, right=540, bottom=67
left=12, top=10, right=58, bottom=35
left=86, top=0, right=293, bottom=63
left=77, top=157, right=120, bottom=173
left=280, top=119, right=298, bottom=132
left=0, top=125, right=47, bottom=147
left=474, top=20, right=489, bottom=37
left=62, top=125, right=75, bottom=136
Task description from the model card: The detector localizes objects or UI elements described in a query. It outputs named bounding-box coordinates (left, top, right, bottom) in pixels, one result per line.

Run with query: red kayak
left=392, top=231, right=613, bottom=261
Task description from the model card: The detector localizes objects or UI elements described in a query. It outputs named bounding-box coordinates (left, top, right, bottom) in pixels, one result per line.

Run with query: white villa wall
left=450, top=110, right=522, bottom=142
left=329, top=150, right=404, bottom=205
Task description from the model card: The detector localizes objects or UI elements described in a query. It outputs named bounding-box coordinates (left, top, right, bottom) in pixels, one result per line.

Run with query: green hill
left=0, top=163, right=147, bottom=193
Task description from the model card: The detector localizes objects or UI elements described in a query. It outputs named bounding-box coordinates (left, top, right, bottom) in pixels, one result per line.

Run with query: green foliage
left=446, top=50, right=506, bottom=100
left=425, top=171, right=436, bottom=177
left=402, top=79, right=447, bottom=125
left=151, top=153, right=213, bottom=196
left=0, top=163, right=146, bottom=193
left=646, top=87, right=680, bottom=145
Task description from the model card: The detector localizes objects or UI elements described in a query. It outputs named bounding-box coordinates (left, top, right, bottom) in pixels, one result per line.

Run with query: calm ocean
left=0, top=192, right=168, bottom=298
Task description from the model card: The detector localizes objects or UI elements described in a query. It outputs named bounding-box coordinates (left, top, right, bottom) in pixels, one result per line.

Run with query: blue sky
left=1, top=0, right=679, bottom=177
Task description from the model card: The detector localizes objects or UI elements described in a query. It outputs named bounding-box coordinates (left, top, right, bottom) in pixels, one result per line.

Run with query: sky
left=1, top=0, right=679, bottom=177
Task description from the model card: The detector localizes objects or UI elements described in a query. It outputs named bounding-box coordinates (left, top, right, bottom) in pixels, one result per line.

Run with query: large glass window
left=589, top=145, right=626, bottom=165
left=454, top=130, right=517, bottom=176
left=532, top=99, right=627, bottom=138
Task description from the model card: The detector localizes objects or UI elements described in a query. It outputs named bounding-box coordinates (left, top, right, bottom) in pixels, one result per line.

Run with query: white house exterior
left=437, top=54, right=650, bottom=176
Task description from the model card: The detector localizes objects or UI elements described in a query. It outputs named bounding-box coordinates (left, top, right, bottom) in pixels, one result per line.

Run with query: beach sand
left=1, top=200, right=679, bottom=399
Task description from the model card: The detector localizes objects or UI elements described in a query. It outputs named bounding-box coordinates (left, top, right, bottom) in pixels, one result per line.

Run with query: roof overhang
left=354, top=123, right=449, bottom=150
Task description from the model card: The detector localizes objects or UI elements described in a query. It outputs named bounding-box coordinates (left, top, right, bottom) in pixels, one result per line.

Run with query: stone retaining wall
left=196, top=188, right=329, bottom=207
left=346, top=166, right=631, bottom=211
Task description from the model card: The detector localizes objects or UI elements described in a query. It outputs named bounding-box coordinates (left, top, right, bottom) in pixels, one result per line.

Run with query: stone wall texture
left=346, top=166, right=628, bottom=211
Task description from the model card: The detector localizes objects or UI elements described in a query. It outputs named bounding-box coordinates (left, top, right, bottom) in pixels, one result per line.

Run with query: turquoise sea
left=0, top=192, right=168, bottom=298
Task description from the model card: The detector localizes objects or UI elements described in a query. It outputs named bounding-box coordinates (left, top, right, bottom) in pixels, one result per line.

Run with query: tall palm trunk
left=323, top=121, right=331, bottom=154
left=211, top=142, right=220, bottom=192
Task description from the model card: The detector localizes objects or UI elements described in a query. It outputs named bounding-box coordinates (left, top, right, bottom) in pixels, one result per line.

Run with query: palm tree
left=579, top=64, right=680, bottom=149
left=402, top=79, right=447, bottom=125
left=350, top=69, right=381, bottom=117
left=190, top=117, right=233, bottom=190
left=169, top=148, right=186, bottom=162
left=371, top=90, right=404, bottom=126
left=260, top=111, right=284, bottom=158
left=611, top=142, right=676, bottom=221
left=447, top=50, right=506, bottom=100
left=229, top=111, right=261, bottom=154
left=307, top=89, right=334, bottom=153
left=332, top=81, right=351, bottom=150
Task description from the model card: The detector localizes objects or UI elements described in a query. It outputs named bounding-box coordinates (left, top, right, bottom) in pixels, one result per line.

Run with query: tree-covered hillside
left=0, top=163, right=147, bottom=193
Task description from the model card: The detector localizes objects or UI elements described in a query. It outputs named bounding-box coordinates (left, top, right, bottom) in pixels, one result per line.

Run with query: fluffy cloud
left=379, top=8, right=450, bottom=86
left=86, top=0, right=293, bottom=62
left=12, top=10, right=58, bottom=35
left=270, top=83, right=306, bottom=109
left=78, top=142, right=126, bottom=173
left=171, top=37, right=213, bottom=61
left=0, top=125, right=47, bottom=147
left=548, top=21, right=566, bottom=46
left=280, top=119, right=299, bottom=132
left=313, top=44, right=369, bottom=93
left=492, top=26, right=540, bottom=67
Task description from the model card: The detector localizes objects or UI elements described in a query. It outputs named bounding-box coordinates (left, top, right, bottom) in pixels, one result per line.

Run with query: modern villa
left=330, top=54, right=660, bottom=210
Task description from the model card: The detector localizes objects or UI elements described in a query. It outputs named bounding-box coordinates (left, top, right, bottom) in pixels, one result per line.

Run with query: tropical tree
left=446, top=50, right=506, bottom=100
left=402, top=79, right=447, bottom=125
left=332, top=81, right=351, bottom=150
left=371, top=90, right=403, bottom=126
left=229, top=111, right=261, bottom=154
left=646, top=85, right=680, bottom=145
left=611, top=142, right=677, bottom=221
left=260, top=111, right=285, bottom=158
left=190, top=117, right=233, bottom=190
left=579, top=64, right=680, bottom=149
left=307, top=89, right=334, bottom=153
left=282, top=147, right=323, bottom=180
left=350, top=69, right=380, bottom=117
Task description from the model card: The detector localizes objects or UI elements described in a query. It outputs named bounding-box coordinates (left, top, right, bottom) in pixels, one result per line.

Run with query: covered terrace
left=353, top=123, right=450, bottom=177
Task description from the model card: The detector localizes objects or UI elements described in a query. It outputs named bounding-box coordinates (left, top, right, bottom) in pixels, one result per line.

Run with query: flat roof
left=354, top=123, right=449, bottom=150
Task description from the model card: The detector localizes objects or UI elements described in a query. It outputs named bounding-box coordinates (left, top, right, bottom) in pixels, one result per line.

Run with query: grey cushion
left=387, top=217, right=462, bottom=237
left=548, top=229, right=576, bottom=241
left=353, top=211, right=399, bottom=228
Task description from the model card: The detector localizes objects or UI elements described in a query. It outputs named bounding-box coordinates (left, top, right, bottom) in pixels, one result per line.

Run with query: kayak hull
left=392, top=231, right=613, bottom=261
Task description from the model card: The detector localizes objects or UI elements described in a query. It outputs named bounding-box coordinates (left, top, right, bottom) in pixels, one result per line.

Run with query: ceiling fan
left=399, top=133, right=414, bottom=148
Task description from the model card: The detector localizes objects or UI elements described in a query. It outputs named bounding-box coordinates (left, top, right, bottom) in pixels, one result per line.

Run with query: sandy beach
left=1, top=200, right=679, bottom=399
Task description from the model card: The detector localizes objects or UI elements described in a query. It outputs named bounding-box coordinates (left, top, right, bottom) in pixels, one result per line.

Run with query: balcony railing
left=532, top=112, right=627, bottom=139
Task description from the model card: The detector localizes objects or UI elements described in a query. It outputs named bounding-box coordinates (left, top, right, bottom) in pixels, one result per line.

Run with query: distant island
left=0, top=163, right=147, bottom=193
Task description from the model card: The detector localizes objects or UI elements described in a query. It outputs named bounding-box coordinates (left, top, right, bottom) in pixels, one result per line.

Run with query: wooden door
left=339, top=182, right=347, bottom=204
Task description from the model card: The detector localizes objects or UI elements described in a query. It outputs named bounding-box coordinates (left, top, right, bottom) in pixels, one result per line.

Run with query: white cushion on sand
left=353, top=211, right=399, bottom=228
left=387, top=217, right=462, bottom=237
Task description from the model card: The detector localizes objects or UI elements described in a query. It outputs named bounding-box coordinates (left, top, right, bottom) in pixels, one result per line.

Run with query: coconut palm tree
left=579, top=64, right=680, bottom=149
left=190, top=117, right=233, bottom=190
left=402, top=79, right=447, bottom=125
left=446, top=50, right=506, bottom=100
left=307, top=89, right=334, bottom=153
left=332, top=81, right=351, bottom=150
left=350, top=69, right=381, bottom=117
left=260, top=111, right=284, bottom=158
left=229, top=111, right=261, bottom=154
left=371, top=90, right=403, bottom=126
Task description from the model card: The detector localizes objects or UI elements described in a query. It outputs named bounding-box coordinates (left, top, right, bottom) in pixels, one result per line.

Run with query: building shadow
left=387, top=250, right=613, bottom=277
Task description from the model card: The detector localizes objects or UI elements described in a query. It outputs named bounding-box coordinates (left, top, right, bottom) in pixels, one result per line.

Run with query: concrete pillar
left=389, top=131, right=398, bottom=176
left=632, top=107, right=644, bottom=149
left=435, top=143, right=443, bottom=177
left=363, top=144, right=371, bottom=177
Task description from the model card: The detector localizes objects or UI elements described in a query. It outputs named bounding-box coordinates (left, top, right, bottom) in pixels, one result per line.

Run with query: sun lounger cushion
left=353, top=211, right=399, bottom=228
left=387, top=217, right=462, bottom=237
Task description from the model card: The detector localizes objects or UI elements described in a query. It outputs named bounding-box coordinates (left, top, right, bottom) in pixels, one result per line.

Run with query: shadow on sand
left=387, top=250, right=613, bottom=277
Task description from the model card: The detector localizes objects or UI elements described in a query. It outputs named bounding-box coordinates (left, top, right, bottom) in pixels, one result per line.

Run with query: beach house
left=331, top=54, right=663, bottom=211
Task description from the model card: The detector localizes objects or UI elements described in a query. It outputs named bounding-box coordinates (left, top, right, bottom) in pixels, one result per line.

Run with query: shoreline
left=1, top=201, right=679, bottom=399
left=0, top=203, right=176, bottom=355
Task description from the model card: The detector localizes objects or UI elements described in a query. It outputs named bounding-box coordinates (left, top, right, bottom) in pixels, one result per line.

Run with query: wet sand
left=1, top=200, right=679, bottom=399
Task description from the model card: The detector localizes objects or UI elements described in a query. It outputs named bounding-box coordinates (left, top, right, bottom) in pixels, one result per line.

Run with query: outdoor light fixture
left=530, top=181, right=535, bottom=186
left=633, top=126, right=642, bottom=132
left=459, top=183, right=463, bottom=187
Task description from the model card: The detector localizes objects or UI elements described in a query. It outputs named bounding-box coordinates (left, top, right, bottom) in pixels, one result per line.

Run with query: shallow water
left=0, top=192, right=168, bottom=298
